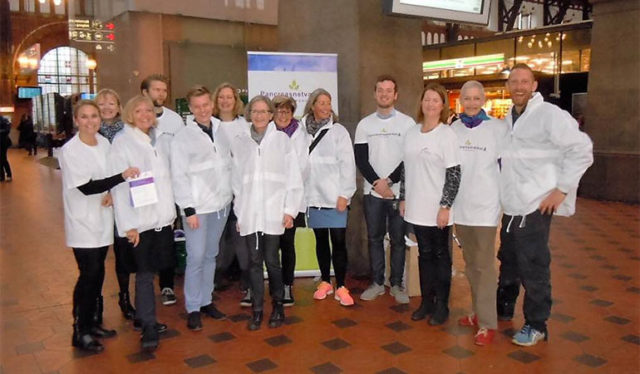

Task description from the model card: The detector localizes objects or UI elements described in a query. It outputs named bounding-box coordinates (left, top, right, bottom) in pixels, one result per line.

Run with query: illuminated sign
left=69, top=18, right=116, bottom=52
left=423, top=53, right=504, bottom=72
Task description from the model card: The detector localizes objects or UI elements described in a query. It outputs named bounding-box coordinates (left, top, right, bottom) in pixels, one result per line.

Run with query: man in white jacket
left=497, top=63, right=593, bottom=346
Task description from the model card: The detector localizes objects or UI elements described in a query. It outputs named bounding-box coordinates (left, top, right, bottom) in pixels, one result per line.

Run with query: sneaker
left=360, top=283, right=385, bottom=301
left=200, top=304, right=226, bottom=320
left=389, top=285, right=410, bottom=304
left=240, top=289, right=252, bottom=307
left=282, top=284, right=294, bottom=307
left=512, top=324, right=547, bottom=346
left=187, top=312, right=202, bottom=331
left=134, top=321, right=168, bottom=334
left=474, top=328, right=495, bottom=346
left=334, top=286, right=354, bottom=306
left=313, top=281, right=334, bottom=300
left=140, top=325, right=159, bottom=352
left=458, top=314, right=478, bottom=327
left=161, top=288, right=177, bottom=306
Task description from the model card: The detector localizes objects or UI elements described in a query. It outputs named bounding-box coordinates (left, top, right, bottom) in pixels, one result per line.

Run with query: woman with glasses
left=226, top=95, right=303, bottom=331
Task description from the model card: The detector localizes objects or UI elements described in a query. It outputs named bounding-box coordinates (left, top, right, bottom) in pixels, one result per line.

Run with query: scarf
left=305, top=115, right=330, bottom=136
left=277, top=118, right=299, bottom=138
left=459, top=109, right=490, bottom=129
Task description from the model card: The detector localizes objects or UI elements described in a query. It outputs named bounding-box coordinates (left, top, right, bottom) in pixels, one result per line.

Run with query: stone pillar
left=278, top=0, right=423, bottom=275
left=581, top=0, right=640, bottom=203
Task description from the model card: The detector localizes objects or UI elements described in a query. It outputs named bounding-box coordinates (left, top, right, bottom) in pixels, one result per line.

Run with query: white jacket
left=301, top=115, right=357, bottom=208
left=228, top=123, right=303, bottom=236
left=501, top=92, right=593, bottom=216
left=110, top=125, right=177, bottom=236
left=269, top=120, right=309, bottom=213
left=170, top=116, right=233, bottom=216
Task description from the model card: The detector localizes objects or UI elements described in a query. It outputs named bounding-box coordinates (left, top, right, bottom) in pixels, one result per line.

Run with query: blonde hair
left=95, top=88, right=122, bottom=119
left=212, top=82, right=244, bottom=118
left=302, top=88, right=338, bottom=122
left=73, top=100, right=99, bottom=119
left=122, top=95, right=157, bottom=127
left=416, top=82, right=449, bottom=125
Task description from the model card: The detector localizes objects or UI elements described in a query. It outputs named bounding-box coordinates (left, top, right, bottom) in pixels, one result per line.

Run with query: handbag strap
left=309, top=128, right=329, bottom=154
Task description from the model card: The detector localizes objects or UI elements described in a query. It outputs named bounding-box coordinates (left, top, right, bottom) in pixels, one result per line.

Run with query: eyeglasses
left=275, top=110, right=292, bottom=116
left=250, top=110, right=271, bottom=116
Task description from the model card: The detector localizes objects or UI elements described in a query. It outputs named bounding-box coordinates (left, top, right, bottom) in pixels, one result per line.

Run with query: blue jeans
left=363, top=195, right=406, bottom=287
left=182, top=206, right=230, bottom=313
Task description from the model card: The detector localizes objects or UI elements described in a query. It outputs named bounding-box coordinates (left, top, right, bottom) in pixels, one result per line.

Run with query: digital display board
left=384, top=0, right=492, bottom=25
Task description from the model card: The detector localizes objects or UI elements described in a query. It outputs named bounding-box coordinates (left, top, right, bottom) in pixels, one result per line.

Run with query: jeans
left=243, top=232, right=284, bottom=312
left=413, top=225, right=452, bottom=308
left=183, top=207, right=229, bottom=312
left=363, top=195, right=406, bottom=287
left=314, top=228, right=348, bottom=288
left=72, top=247, right=108, bottom=331
left=497, top=210, right=552, bottom=332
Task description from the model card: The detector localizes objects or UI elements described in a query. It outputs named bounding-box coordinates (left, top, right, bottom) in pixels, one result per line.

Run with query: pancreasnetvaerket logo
left=288, top=80, right=300, bottom=90
left=461, top=139, right=487, bottom=151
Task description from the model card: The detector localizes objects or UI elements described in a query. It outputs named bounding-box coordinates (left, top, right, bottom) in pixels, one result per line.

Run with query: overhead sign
left=69, top=18, right=116, bottom=52
left=423, top=53, right=505, bottom=72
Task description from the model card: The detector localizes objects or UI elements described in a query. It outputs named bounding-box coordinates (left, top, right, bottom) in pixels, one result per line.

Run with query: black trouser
left=243, top=232, right=284, bottom=312
left=280, top=213, right=304, bottom=285
left=413, top=225, right=452, bottom=309
left=314, top=228, right=347, bottom=288
left=217, top=208, right=250, bottom=290
left=136, top=271, right=156, bottom=328
left=72, top=247, right=108, bottom=331
left=113, top=235, right=132, bottom=293
left=159, top=267, right=174, bottom=290
left=497, top=210, right=552, bottom=332
left=0, top=138, right=11, bottom=180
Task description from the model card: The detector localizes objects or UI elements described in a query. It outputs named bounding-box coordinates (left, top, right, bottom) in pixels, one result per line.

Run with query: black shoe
left=90, top=325, right=117, bottom=338
left=118, top=291, right=136, bottom=320
left=411, top=299, right=435, bottom=321
left=187, top=312, right=203, bottom=331
left=140, top=325, right=159, bottom=352
left=200, top=303, right=226, bottom=320
left=428, top=304, right=449, bottom=326
left=93, top=296, right=105, bottom=326
left=247, top=311, right=263, bottom=331
left=240, top=289, right=252, bottom=307
left=282, top=285, right=294, bottom=307
left=134, top=320, right=168, bottom=334
left=72, top=332, right=104, bottom=353
left=268, top=303, right=285, bottom=328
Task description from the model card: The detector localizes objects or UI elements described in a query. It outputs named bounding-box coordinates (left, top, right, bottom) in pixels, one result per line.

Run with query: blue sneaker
left=512, top=324, right=547, bottom=346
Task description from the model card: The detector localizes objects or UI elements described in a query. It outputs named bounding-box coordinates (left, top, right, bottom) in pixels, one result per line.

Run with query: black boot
left=428, top=302, right=450, bottom=326
left=428, top=255, right=451, bottom=326
left=247, top=311, right=263, bottom=331
left=411, top=295, right=435, bottom=321
left=412, top=256, right=434, bottom=321
left=91, top=296, right=116, bottom=338
left=72, top=309, right=104, bottom=353
left=118, top=291, right=136, bottom=320
left=268, top=303, right=285, bottom=328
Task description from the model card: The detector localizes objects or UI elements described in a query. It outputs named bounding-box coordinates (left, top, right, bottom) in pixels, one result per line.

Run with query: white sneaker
left=161, top=287, right=177, bottom=306
left=240, top=289, right=252, bottom=307
left=389, top=285, right=410, bottom=304
left=360, top=283, right=385, bottom=301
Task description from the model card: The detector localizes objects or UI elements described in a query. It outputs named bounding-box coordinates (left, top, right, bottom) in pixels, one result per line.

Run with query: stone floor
left=1, top=148, right=639, bottom=373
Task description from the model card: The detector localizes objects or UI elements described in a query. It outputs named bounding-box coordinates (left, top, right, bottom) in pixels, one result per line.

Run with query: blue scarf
left=459, top=109, right=490, bottom=129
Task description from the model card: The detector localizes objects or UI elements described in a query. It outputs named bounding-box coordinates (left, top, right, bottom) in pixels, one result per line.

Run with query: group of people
left=60, top=63, right=593, bottom=355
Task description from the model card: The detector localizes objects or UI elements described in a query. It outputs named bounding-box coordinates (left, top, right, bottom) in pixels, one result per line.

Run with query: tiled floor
left=1, top=148, right=639, bottom=373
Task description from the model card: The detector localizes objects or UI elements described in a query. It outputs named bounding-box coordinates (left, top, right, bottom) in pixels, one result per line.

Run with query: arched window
left=427, top=32, right=432, bottom=45
left=433, top=33, right=439, bottom=44
left=37, top=46, right=96, bottom=96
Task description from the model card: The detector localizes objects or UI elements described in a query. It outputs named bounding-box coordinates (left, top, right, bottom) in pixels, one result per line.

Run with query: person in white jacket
left=302, top=89, right=357, bottom=307
left=227, top=95, right=303, bottom=331
left=272, top=95, right=308, bottom=307
left=170, top=85, right=232, bottom=331
left=60, top=100, right=139, bottom=353
left=497, top=64, right=593, bottom=347
left=110, top=95, right=177, bottom=352
left=451, top=80, right=509, bottom=346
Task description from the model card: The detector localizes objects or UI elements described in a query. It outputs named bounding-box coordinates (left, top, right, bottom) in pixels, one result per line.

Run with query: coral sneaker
left=458, top=314, right=478, bottom=327
left=475, top=328, right=496, bottom=346
left=334, top=286, right=354, bottom=307
left=313, top=281, right=334, bottom=300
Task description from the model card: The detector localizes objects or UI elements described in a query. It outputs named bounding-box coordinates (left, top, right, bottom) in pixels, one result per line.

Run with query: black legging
left=72, top=247, right=108, bottom=331
left=0, top=137, right=12, bottom=180
left=313, top=228, right=347, bottom=288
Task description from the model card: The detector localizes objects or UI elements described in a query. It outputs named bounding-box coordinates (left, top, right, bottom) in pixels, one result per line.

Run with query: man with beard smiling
left=497, top=63, right=593, bottom=346
left=354, top=75, right=414, bottom=304
left=139, top=74, right=185, bottom=308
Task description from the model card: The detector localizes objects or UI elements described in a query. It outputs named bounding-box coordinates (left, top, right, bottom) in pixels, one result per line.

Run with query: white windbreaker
left=270, top=120, right=309, bottom=214
left=228, top=123, right=303, bottom=236
left=301, top=115, right=357, bottom=208
left=110, top=125, right=177, bottom=236
left=170, top=116, right=233, bottom=216
left=501, top=92, right=593, bottom=217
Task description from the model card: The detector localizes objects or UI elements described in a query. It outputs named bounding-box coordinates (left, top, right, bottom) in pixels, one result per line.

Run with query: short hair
left=416, top=82, right=450, bottom=125
left=212, top=82, right=244, bottom=118
left=95, top=88, right=122, bottom=118
left=186, top=85, right=212, bottom=104
left=460, top=80, right=486, bottom=100
left=140, top=74, right=169, bottom=93
left=272, top=95, right=297, bottom=113
left=302, top=88, right=338, bottom=122
left=244, top=95, right=274, bottom=123
left=122, top=95, right=157, bottom=127
left=509, top=63, right=536, bottom=80
left=375, top=74, right=398, bottom=93
left=73, top=100, right=100, bottom=119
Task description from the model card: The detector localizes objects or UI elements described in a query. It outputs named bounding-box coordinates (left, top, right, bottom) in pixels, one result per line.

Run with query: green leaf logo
left=289, top=80, right=300, bottom=90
